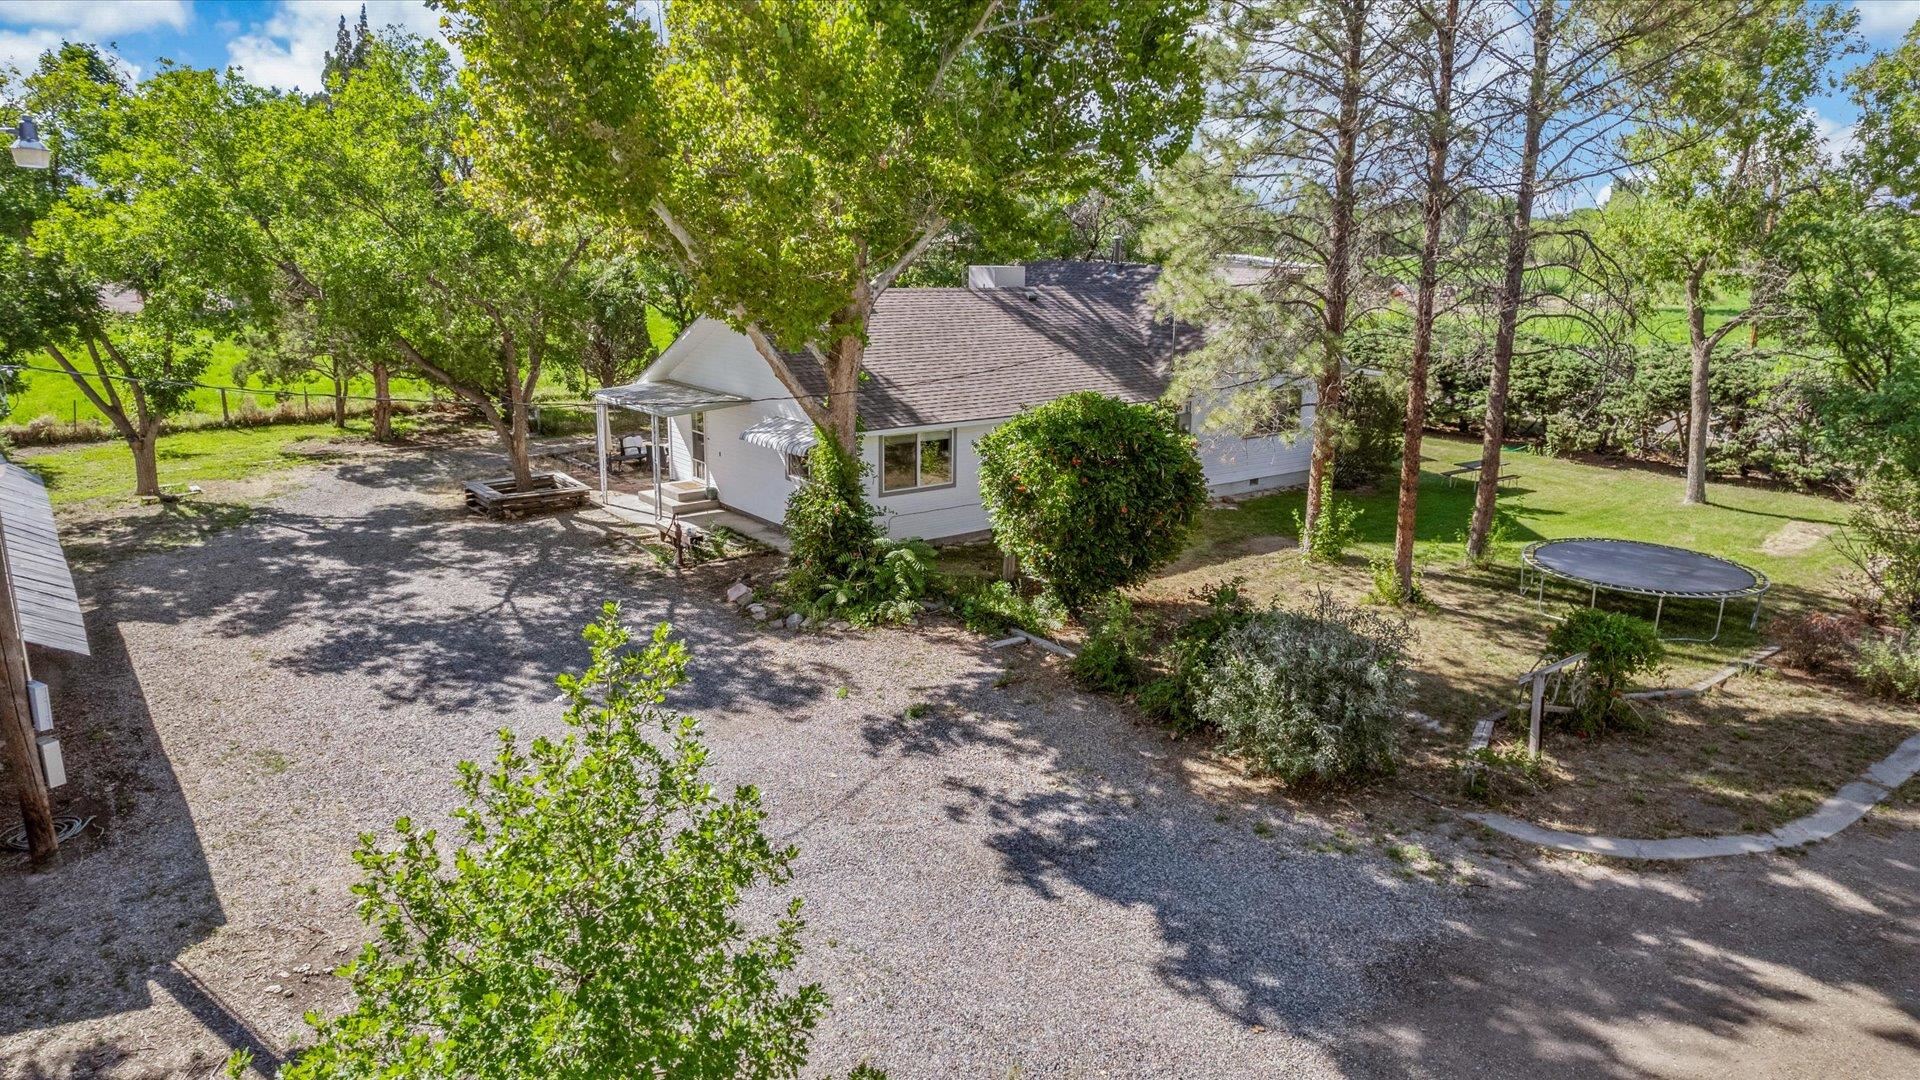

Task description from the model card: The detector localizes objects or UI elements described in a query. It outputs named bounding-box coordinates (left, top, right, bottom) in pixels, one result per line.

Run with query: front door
left=690, top=411, right=708, bottom=481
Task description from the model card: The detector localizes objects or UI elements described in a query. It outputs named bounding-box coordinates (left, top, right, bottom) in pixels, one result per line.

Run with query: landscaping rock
left=748, top=603, right=769, bottom=621
left=725, top=582, right=753, bottom=605
left=784, top=612, right=803, bottom=630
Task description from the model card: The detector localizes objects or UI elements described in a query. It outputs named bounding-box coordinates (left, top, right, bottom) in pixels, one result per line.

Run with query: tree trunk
left=1683, top=268, right=1711, bottom=505
left=826, top=334, right=862, bottom=457
left=331, top=374, right=348, bottom=429
left=130, top=421, right=162, bottom=498
left=505, top=394, right=534, bottom=489
left=372, top=361, right=393, bottom=443
left=1396, top=0, right=1459, bottom=599
left=1467, top=0, right=1553, bottom=562
left=1302, top=3, right=1369, bottom=556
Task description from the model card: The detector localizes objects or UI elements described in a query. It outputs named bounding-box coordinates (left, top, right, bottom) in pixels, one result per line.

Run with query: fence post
left=303, top=390, right=311, bottom=419
left=220, top=388, right=230, bottom=426
left=1528, top=674, right=1545, bottom=759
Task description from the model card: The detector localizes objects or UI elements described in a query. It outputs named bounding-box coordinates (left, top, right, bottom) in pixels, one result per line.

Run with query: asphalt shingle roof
left=781, top=261, right=1191, bottom=431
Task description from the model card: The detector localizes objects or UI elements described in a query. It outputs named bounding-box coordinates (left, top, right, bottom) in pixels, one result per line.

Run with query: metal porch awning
left=591, top=379, right=749, bottom=417
left=739, top=415, right=817, bottom=456
left=0, top=462, right=89, bottom=656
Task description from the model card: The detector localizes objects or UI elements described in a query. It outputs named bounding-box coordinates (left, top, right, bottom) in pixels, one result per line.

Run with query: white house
left=591, top=261, right=1318, bottom=542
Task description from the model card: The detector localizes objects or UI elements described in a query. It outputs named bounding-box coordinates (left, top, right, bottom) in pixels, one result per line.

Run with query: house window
left=785, top=451, right=811, bottom=481
left=1245, top=386, right=1304, bottom=439
left=879, top=430, right=956, bottom=493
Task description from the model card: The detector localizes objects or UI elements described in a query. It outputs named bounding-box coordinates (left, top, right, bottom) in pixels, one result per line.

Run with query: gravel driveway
left=2, top=441, right=1915, bottom=1079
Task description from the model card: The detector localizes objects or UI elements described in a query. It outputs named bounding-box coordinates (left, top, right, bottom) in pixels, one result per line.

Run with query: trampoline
left=1519, top=538, right=1770, bottom=642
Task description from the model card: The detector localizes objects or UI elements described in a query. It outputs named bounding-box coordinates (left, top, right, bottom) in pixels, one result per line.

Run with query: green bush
left=976, top=392, right=1207, bottom=611
left=1859, top=635, right=1920, bottom=701
left=948, top=578, right=1066, bottom=637
left=783, top=434, right=884, bottom=602
left=1141, top=577, right=1257, bottom=734
left=1838, top=467, right=1920, bottom=628
left=1331, top=371, right=1404, bottom=490
left=1544, top=608, right=1665, bottom=735
left=1070, top=593, right=1153, bottom=693
left=801, top=537, right=938, bottom=627
left=1195, top=591, right=1411, bottom=784
left=285, top=606, right=826, bottom=1078
left=1365, top=554, right=1425, bottom=606
left=1292, top=477, right=1361, bottom=562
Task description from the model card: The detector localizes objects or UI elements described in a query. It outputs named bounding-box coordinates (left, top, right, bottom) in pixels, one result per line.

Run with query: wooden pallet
left=463, top=471, right=591, bottom=519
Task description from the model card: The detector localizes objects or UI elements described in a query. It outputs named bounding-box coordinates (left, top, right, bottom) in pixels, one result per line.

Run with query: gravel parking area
left=2, top=441, right=1915, bottom=1079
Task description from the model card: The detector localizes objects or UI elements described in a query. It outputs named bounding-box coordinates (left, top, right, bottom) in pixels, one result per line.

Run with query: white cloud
left=0, top=0, right=191, bottom=37
left=1593, top=183, right=1612, bottom=207
left=1810, top=108, right=1859, bottom=162
left=1853, top=0, right=1920, bottom=39
left=227, top=1, right=449, bottom=93
left=0, top=27, right=141, bottom=82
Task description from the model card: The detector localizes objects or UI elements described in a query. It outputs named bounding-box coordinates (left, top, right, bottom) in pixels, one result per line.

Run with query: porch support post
left=651, top=412, right=663, bottom=535
left=595, top=401, right=609, bottom=502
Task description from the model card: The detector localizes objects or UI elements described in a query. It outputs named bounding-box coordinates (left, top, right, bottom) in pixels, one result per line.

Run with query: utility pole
left=0, top=513, right=56, bottom=862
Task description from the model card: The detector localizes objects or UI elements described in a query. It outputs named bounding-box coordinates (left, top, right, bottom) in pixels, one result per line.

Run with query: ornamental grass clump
left=977, top=392, right=1207, bottom=612
left=1195, top=590, right=1411, bottom=785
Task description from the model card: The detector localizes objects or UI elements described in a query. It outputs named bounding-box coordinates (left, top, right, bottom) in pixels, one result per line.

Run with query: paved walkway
left=1470, top=730, right=1920, bottom=860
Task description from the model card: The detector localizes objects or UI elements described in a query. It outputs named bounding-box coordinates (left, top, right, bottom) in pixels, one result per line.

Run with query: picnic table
left=1442, top=459, right=1519, bottom=489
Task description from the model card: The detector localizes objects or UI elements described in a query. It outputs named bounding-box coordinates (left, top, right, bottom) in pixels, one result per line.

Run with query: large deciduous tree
left=443, top=0, right=1204, bottom=460
left=1460, top=0, right=1744, bottom=555
left=13, top=50, right=271, bottom=497
left=1613, top=0, right=1851, bottom=505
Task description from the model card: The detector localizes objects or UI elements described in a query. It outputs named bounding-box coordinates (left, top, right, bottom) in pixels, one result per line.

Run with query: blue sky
left=1, top=0, right=1916, bottom=136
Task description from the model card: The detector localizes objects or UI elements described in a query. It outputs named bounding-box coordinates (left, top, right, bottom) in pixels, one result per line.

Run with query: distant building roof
left=777, top=260, right=1195, bottom=430
left=0, top=462, right=89, bottom=656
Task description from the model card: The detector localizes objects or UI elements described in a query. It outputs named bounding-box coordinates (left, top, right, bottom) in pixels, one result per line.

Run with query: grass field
left=6, top=311, right=683, bottom=432
left=13, top=420, right=385, bottom=505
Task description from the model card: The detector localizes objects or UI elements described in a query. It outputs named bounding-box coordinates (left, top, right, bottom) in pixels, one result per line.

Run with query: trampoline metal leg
left=1590, top=585, right=1597, bottom=608
left=1711, top=598, right=1726, bottom=643
left=1750, top=594, right=1764, bottom=630
left=1654, top=595, right=1664, bottom=632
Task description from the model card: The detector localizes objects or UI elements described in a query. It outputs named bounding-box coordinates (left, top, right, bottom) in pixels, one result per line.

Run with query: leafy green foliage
left=946, top=578, right=1065, bottom=638
left=1139, top=578, right=1256, bottom=734
left=1292, top=477, right=1360, bottom=563
left=1366, top=554, right=1424, bottom=606
left=1195, top=591, right=1410, bottom=784
left=783, top=434, right=885, bottom=599
left=286, top=606, right=826, bottom=1078
left=447, top=0, right=1203, bottom=451
left=1544, top=608, right=1666, bottom=736
left=978, top=393, right=1206, bottom=611
left=1070, top=593, right=1153, bottom=694
left=1858, top=634, right=1920, bottom=702
left=1330, top=370, right=1404, bottom=490
left=802, top=537, right=939, bottom=628
left=1838, top=467, right=1920, bottom=628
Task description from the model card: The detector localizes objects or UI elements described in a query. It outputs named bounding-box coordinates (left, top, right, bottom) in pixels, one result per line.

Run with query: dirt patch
left=1761, top=519, right=1834, bottom=556
left=1478, top=669, right=1918, bottom=839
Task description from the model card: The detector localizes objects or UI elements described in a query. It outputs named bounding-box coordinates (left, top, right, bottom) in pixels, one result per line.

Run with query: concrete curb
left=1468, top=730, right=1920, bottom=861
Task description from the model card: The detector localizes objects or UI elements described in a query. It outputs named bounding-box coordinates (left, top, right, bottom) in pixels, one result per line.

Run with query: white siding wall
left=1192, top=382, right=1319, bottom=493
left=644, top=317, right=1321, bottom=540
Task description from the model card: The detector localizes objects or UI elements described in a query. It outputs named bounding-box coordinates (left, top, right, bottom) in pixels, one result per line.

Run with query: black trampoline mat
left=1529, top=539, right=1761, bottom=597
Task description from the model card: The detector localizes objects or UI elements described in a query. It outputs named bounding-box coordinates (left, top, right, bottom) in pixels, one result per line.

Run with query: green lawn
left=13, top=421, right=380, bottom=505
left=5, top=340, right=445, bottom=430
left=1192, top=434, right=1848, bottom=595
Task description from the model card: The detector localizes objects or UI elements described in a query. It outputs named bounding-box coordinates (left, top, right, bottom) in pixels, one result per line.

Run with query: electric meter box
left=36, top=735, right=65, bottom=789
left=28, top=679, right=51, bottom=733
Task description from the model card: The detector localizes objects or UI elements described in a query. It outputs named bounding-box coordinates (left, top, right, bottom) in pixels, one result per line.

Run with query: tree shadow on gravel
left=857, top=650, right=1446, bottom=1034
left=857, top=643, right=1920, bottom=1077
left=0, top=620, right=273, bottom=1070
left=79, top=448, right=830, bottom=720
